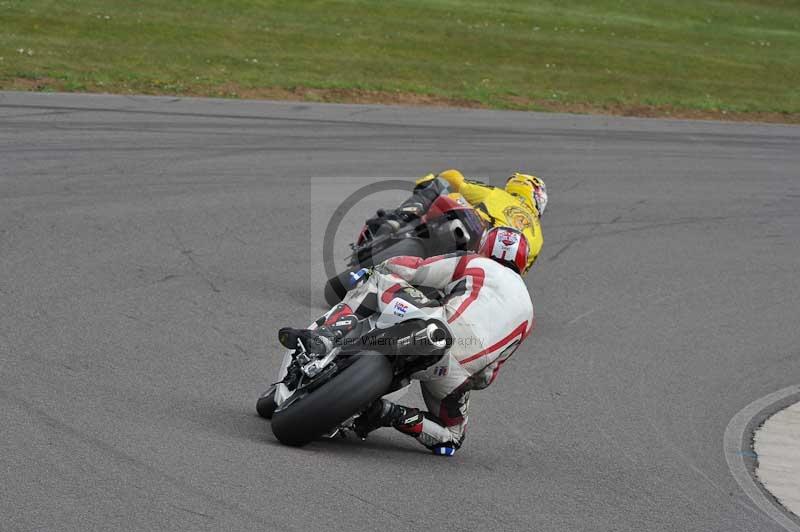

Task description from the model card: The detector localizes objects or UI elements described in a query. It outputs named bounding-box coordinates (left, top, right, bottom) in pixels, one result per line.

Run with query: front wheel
left=271, top=353, right=393, bottom=446
left=323, top=269, right=355, bottom=308
left=256, top=385, right=277, bottom=419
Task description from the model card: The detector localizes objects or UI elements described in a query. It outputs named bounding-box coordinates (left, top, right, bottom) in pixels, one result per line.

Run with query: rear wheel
left=270, top=353, right=393, bottom=446
left=323, top=238, right=426, bottom=307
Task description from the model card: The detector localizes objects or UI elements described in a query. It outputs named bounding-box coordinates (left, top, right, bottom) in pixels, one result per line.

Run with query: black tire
left=270, top=353, right=393, bottom=447
left=256, top=385, right=277, bottom=419
left=361, top=236, right=426, bottom=267
left=323, top=238, right=426, bottom=307
left=323, top=269, right=354, bottom=308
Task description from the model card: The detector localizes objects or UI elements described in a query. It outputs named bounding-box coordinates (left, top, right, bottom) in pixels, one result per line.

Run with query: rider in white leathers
left=298, top=226, right=535, bottom=456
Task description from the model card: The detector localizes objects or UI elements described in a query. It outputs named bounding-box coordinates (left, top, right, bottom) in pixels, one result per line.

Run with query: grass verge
left=2, top=0, right=799, bottom=122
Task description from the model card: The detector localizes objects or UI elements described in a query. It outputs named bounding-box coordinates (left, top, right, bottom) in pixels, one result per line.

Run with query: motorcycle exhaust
left=396, top=322, right=449, bottom=353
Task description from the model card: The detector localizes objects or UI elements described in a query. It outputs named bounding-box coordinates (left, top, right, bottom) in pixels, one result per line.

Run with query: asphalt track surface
left=1, top=91, right=799, bottom=532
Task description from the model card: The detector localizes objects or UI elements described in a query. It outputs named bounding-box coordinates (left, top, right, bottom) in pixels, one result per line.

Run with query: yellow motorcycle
left=324, top=178, right=486, bottom=306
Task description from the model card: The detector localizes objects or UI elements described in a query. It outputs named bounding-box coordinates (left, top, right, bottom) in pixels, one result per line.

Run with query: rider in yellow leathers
left=390, top=169, right=547, bottom=273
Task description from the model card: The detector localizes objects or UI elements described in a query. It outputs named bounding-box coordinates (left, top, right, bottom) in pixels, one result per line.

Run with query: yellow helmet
left=505, top=172, right=547, bottom=216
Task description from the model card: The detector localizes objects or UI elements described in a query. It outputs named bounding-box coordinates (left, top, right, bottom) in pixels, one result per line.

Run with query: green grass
left=1, top=0, right=799, bottom=115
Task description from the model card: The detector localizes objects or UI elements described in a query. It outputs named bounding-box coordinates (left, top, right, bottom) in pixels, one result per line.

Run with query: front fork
left=273, top=302, right=369, bottom=406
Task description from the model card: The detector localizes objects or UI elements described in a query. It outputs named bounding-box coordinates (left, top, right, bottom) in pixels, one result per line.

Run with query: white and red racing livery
left=362, top=252, right=534, bottom=449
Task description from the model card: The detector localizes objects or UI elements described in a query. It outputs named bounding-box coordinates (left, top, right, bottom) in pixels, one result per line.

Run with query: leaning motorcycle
left=256, top=275, right=452, bottom=447
left=323, top=178, right=485, bottom=307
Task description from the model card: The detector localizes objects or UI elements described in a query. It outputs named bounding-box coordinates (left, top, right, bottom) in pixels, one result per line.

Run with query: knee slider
left=431, top=443, right=457, bottom=457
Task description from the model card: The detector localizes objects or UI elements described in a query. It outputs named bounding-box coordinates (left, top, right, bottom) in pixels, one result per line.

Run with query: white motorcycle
left=257, top=279, right=452, bottom=447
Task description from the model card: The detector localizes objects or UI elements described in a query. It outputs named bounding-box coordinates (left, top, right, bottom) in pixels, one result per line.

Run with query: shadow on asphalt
left=200, top=400, right=432, bottom=457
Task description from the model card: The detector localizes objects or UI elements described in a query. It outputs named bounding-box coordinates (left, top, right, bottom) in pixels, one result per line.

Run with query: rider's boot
left=278, top=314, right=359, bottom=355
left=366, top=209, right=400, bottom=236
left=368, top=201, right=425, bottom=235
left=353, top=399, right=423, bottom=438
left=278, top=327, right=335, bottom=355
left=395, top=201, right=425, bottom=221
left=376, top=220, right=401, bottom=235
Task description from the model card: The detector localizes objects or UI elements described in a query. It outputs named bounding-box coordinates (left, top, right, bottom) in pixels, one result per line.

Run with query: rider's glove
left=395, top=202, right=424, bottom=222
left=348, top=267, right=371, bottom=288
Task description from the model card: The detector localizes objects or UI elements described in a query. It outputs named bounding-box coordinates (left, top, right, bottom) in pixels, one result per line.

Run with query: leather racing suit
left=339, top=252, right=535, bottom=452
